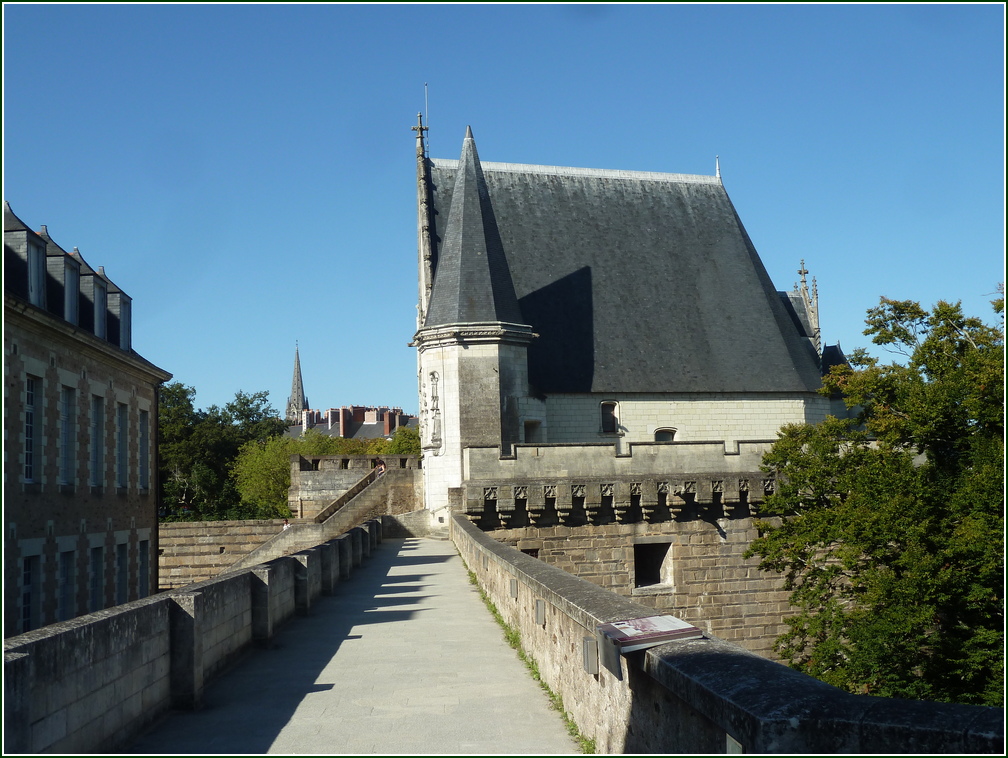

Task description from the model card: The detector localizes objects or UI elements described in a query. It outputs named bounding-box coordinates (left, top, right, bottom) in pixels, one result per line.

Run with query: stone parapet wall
left=3, top=519, right=384, bottom=754
left=466, top=439, right=772, bottom=479
left=158, top=520, right=285, bottom=590
left=229, top=469, right=422, bottom=573
left=289, top=455, right=420, bottom=519
left=450, top=514, right=1003, bottom=754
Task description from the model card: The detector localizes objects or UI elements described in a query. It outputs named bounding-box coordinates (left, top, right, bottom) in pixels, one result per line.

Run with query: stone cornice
left=4, top=293, right=172, bottom=383
left=411, top=321, right=537, bottom=350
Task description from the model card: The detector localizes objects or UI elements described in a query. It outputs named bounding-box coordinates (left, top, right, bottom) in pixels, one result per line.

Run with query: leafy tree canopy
left=232, top=424, right=422, bottom=518
left=745, top=291, right=1004, bottom=706
left=159, top=384, right=288, bottom=520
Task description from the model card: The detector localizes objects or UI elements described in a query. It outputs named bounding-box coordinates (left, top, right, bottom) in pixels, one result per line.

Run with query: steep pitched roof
left=423, top=127, right=525, bottom=328
left=426, top=146, right=824, bottom=394
left=4, top=201, right=31, bottom=232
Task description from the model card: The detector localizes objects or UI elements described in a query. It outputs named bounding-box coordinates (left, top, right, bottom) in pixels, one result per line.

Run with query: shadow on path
left=127, top=540, right=447, bottom=754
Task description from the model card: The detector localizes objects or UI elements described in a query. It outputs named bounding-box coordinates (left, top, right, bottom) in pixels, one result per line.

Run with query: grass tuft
left=467, top=566, right=597, bottom=754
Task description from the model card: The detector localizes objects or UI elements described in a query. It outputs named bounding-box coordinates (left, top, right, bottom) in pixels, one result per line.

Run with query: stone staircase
left=158, top=520, right=286, bottom=591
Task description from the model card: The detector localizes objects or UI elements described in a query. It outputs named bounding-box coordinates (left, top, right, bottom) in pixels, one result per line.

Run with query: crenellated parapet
left=460, top=472, right=774, bottom=530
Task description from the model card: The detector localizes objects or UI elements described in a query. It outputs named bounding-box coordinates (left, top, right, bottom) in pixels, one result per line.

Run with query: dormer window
left=94, top=279, right=107, bottom=339
left=600, top=401, right=619, bottom=434
left=64, top=259, right=80, bottom=325
left=28, top=241, right=46, bottom=308
left=118, top=298, right=131, bottom=350
left=654, top=427, right=677, bottom=442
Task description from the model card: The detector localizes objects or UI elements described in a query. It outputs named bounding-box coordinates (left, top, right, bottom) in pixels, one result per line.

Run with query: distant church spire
left=286, top=343, right=309, bottom=424
left=796, top=260, right=821, bottom=355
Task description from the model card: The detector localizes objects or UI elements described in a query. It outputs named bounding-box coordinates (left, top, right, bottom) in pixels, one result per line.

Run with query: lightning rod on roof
left=424, top=82, right=429, bottom=156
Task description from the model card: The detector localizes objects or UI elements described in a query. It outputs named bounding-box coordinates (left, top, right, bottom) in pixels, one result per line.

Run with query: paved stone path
left=127, top=537, right=579, bottom=754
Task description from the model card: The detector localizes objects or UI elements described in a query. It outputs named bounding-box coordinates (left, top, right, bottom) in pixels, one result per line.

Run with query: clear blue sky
left=4, top=3, right=1004, bottom=415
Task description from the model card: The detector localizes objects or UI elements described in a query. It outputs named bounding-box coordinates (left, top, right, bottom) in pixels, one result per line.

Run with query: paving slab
left=126, top=537, right=580, bottom=755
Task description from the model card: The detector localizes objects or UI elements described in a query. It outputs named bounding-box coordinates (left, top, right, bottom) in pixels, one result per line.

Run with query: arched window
left=600, top=401, right=618, bottom=434
left=654, top=427, right=676, bottom=442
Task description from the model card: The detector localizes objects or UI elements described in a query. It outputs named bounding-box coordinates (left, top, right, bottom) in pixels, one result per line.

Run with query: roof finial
left=465, top=124, right=473, bottom=140
left=412, top=112, right=428, bottom=138
left=715, top=155, right=721, bottom=181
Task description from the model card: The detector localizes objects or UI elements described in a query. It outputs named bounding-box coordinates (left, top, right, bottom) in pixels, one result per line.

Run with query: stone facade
left=494, top=516, right=790, bottom=659
left=408, top=124, right=854, bottom=658
left=4, top=202, right=171, bottom=638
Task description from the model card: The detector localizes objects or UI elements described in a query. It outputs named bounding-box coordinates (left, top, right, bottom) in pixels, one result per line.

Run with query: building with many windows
left=3, top=201, right=171, bottom=637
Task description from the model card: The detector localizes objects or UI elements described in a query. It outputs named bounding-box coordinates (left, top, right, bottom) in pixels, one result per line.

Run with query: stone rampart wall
left=159, top=520, right=284, bottom=590
left=493, top=516, right=790, bottom=659
left=3, top=519, right=384, bottom=754
left=230, top=469, right=421, bottom=572
left=289, top=455, right=420, bottom=519
left=450, top=514, right=1002, bottom=754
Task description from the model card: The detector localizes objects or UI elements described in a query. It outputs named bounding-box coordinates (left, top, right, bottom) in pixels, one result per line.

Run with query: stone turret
left=413, top=126, right=534, bottom=518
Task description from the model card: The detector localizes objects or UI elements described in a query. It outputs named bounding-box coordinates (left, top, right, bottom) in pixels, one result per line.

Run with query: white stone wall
left=520, top=392, right=832, bottom=452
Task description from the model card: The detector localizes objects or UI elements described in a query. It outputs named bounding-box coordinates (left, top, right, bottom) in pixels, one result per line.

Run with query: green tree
left=745, top=292, right=1004, bottom=706
left=158, top=383, right=288, bottom=520
left=385, top=425, right=421, bottom=455
left=232, top=425, right=421, bottom=516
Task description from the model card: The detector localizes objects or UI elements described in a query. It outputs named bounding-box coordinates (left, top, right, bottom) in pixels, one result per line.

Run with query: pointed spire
left=796, top=260, right=821, bottom=355
left=422, top=126, right=525, bottom=328
left=415, top=112, right=435, bottom=324
left=286, top=343, right=309, bottom=424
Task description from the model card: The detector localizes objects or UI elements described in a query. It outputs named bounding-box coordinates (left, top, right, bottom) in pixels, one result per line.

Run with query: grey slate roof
left=425, top=141, right=824, bottom=394
left=423, top=127, right=525, bottom=328
left=4, top=201, right=31, bottom=232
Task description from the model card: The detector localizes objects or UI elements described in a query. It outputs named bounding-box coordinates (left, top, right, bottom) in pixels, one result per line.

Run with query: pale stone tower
left=285, top=343, right=309, bottom=424
left=413, top=126, right=534, bottom=521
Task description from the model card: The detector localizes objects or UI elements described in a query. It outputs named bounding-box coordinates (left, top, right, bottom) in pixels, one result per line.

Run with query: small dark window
left=654, top=428, right=676, bottom=442
left=634, top=542, right=671, bottom=587
left=601, top=402, right=618, bottom=434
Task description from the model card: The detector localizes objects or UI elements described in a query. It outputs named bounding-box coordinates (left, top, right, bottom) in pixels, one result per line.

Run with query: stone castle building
left=3, top=202, right=172, bottom=637
left=410, top=120, right=850, bottom=655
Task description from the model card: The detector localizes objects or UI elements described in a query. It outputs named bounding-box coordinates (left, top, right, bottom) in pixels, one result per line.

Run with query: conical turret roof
left=423, top=127, right=525, bottom=328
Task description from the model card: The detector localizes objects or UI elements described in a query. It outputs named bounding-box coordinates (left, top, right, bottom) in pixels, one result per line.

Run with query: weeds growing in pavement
left=466, top=565, right=597, bottom=754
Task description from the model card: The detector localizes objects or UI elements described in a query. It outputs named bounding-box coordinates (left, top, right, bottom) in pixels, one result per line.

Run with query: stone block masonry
left=497, top=515, right=789, bottom=659
left=3, top=519, right=384, bottom=754
left=451, top=514, right=1003, bottom=754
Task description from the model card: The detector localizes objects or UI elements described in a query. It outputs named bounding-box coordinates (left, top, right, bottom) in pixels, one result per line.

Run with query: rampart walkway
left=126, top=537, right=579, bottom=754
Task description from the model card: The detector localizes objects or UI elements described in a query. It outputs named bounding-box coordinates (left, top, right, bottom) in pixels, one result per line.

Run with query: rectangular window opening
left=634, top=542, right=673, bottom=588
left=25, top=376, right=37, bottom=482
left=59, top=550, right=76, bottom=621
left=60, top=387, right=76, bottom=485
left=139, top=410, right=149, bottom=490
left=116, top=543, right=129, bottom=605
left=116, top=403, right=129, bottom=489
left=89, top=546, right=104, bottom=612
left=90, top=396, right=104, bottom=487
left=138, top=540, right=150, bottom=599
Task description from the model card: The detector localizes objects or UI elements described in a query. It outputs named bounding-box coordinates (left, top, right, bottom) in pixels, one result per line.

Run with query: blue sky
left=3, top=3, right=1004, bottom=415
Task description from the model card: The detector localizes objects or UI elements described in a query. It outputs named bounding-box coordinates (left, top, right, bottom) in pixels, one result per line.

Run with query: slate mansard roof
left=424, top=139, right=824, bottom=395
